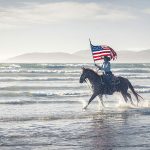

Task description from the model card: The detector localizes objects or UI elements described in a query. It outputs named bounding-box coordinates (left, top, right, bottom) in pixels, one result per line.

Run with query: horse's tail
left=128, top=81, right=144, bottom=102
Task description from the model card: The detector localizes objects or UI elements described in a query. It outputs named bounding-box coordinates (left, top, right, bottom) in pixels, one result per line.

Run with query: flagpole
left=89, top=39, right=96, bottom=65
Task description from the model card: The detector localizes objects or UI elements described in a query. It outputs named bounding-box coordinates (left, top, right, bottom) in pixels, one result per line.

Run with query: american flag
left=90, top=43, right=117, bottom=61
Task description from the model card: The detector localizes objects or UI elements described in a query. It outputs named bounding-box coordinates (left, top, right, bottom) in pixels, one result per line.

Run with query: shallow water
left=0, top=63, right=150, bottom=150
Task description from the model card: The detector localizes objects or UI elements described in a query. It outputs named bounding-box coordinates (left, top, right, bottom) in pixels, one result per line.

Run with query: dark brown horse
left=79, top=67, right=143, bottom=109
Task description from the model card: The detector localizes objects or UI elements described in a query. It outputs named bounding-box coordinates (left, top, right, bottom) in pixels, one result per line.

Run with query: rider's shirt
left=101, top=61, right=111, bottom=73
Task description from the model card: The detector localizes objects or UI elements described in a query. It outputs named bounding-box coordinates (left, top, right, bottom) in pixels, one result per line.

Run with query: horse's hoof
left=83, top=106, right=87, bottom=110
left=82, top=108, right=86, bottom=111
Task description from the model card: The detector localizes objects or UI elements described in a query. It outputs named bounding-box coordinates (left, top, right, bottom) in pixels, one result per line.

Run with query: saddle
left=101, top=74, right=120, bottom=95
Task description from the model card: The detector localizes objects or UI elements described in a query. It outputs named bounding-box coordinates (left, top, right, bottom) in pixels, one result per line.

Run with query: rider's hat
left=104, top=56, right=110, bottom=61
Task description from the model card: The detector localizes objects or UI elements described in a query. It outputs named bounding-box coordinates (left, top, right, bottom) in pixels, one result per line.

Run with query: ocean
left=0, top=63, right=150, bottom=150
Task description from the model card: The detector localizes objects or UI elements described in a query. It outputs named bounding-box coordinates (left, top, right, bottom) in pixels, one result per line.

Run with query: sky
left=0, top=0, right=150, bottom=60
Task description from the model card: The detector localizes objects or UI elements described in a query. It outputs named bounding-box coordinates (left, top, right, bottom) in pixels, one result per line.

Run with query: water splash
left=79, top=99, right=87, bottom=109
left=139, top=100, right=150, bottom=108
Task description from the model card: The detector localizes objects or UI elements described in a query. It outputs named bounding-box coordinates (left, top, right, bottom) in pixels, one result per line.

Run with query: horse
left=79, top=67, right=143, bottom=109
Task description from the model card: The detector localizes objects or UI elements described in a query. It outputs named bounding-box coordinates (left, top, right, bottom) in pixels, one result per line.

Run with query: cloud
left=0, top=2, right=136, bottom=28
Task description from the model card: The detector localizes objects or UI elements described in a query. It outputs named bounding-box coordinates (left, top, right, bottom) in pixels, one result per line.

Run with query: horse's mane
left=85, top=68, right=101, bottom=78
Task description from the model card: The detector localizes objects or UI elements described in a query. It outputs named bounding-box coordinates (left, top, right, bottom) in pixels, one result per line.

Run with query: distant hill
left=5, top=49, right=150, bottom=63
left=115, top=50, right=150, bottom=63
left=74, top=49, right=150, bottom=63
left=5, top=52, right=89, bottom=63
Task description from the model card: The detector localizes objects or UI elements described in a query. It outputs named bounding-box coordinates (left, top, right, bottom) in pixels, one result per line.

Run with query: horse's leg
left=83, top=93, right=97, bottom=109
left=126, top=92, right=135, bottom=106
left=98, top=95, right=105, bottom=107
left=121, top=92, right=128, bottom=103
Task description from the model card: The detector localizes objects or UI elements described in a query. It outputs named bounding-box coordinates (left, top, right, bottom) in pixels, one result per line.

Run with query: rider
left=95, top=56, right=112, bottom=75
left=95, top=56, right=113, bottom=94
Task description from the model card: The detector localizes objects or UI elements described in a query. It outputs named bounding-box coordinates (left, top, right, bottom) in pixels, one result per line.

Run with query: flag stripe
left=93, top=54, right=111, bottom=58
left=93, top=50, right=111, bottom=54
left=93, top=52, right=111, bottom=56
left=94, top=58, right=102, bottom=61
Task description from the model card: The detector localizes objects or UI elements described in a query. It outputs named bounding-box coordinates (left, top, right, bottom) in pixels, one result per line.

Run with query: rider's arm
left=95, top=64, right=102, bottom=70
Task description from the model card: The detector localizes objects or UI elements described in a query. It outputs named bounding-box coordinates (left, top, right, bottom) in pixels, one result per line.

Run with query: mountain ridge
left=4, top=49, right=150, bottom=63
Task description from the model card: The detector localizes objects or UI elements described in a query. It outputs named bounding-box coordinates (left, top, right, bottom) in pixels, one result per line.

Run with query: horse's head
left=80, top=67, right=93, bottom=83
left=80, top=67, right=100, bottom=83
left=79, top=67, right=87, bottom=83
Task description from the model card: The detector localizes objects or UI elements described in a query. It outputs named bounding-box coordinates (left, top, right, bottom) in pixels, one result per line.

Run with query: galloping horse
left=79, top=67, right=143, bottom=109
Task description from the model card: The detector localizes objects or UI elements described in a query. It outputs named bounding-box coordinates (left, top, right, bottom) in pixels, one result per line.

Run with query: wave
left=110, top=73, right=150, bottom=79
left=134, top=85, right=150, bottom=89
left=112, top=63, right=150, bottom=68
left=114, top=69, right=150, bottom=73
left=0, top=113, right=90, bottom=122
left=124, top=76, right=150, bottom=79
left=136, top=89, right=150, bottom=93
left=0, top=63, right=87, bottom=70
left=0, top=64, right=21, bottom=69
left=0, top=100, right=80, bottom=105
left=0, top=91, right=89, bottom=97
left=0, top=76, right=79, bottom=81
left=0, top=69, right=81, bottom=74
left=0, top=85, right=84, bottom=91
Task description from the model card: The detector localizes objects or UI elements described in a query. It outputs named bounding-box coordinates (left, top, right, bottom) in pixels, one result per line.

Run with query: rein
left=85, top=79, right=93, bottom=92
